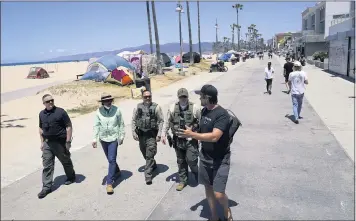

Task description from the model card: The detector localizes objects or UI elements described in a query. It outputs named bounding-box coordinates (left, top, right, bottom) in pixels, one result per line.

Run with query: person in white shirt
left=264, top=62, right=274, bottom=95
left=288, top=61, right=309, bottom=124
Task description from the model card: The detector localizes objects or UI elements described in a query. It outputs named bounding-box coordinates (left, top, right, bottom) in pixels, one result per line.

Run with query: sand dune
left=1, top=61, right=88, bottom=94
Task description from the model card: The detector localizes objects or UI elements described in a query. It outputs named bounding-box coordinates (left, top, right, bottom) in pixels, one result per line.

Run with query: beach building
left=295, top=2, right=351, bottom=58
left=326, top=1, right=355, bottom=79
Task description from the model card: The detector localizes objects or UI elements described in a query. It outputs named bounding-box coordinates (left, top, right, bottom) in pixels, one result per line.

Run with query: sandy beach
left=1, top=61, right=88, bottom=94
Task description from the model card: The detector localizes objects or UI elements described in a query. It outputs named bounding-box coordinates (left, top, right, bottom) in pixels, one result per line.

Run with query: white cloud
left=49, top=49, right=53, bottom=53
left=56, top=49, right=65, bottom=53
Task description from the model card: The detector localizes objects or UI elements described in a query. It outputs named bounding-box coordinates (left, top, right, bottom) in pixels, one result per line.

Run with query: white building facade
left=326, top=1, right=355, bottom=79
left=297, top=2, right=351, bottom=58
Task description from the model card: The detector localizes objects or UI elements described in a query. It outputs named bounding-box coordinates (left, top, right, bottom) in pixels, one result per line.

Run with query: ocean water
left=0, top=59, right=88, bottom=67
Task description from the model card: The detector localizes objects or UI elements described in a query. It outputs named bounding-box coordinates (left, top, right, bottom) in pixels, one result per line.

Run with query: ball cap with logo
left=194, top=84, right=218, bottom=97
left=177, top=88, right=189, bottom=97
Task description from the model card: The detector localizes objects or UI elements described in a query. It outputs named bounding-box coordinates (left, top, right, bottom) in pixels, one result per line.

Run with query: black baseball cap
left=194, top=84, right=218, bottom=97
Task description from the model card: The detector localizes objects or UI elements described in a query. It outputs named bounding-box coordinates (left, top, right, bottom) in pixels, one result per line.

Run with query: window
left=311, top=14, right=315, bottom=30
left=319, top=8, right=325, bottom=21
left=303, top=19, right=308, bottom=30
left=319, top=20, right=325, bottom=34
left=333, top=14, right=349, bottom=19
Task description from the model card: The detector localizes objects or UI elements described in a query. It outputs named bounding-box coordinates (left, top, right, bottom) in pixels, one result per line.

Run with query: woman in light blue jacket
left=92, top=93, right=125, bottom=194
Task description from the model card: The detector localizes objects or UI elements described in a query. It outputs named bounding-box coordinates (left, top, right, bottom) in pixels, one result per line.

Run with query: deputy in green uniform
left=131, top=89, right=164, bottom=185
left=162, top=88, right=201, bottom=191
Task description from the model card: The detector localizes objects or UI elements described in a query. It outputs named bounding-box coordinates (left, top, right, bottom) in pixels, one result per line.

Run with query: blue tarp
left=218, top=54, right=232, bottom=62
left=81, top=71, right=110, bottom=81
left=94, top=55, right=135, bottom=71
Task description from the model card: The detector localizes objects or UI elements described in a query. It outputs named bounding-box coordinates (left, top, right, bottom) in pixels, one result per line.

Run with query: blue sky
left=1, top=1, right=316, bottom=63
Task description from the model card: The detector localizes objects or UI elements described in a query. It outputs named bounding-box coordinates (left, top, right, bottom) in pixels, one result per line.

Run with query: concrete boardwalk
left=1, top=57, right=354, bottom=220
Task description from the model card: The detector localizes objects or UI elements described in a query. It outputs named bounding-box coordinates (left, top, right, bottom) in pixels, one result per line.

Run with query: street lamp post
left=176, top=3, right=184, bottom=75
left=215, top=18, right=218, bottom=43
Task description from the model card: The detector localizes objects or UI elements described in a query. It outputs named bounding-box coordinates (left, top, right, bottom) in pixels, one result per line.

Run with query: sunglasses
left=179, top=96, right=187, bottom=99
left=44, top=99, right=54, bottom=104
left=143, top=95, right=151, bottom=99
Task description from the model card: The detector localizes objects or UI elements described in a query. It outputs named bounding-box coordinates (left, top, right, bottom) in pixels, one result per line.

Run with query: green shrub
left=312, top=51, right=328, bottom=61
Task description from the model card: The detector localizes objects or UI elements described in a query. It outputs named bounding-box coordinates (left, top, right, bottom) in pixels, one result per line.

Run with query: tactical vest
left=136, top=102, right=158, bottom=132
left=170, top=102, right=194, bottom=134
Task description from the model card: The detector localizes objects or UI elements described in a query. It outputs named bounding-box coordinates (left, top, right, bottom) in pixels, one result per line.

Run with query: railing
left=302, top=30, right=316, bottom=36
left=331, top=13, right=354, bottom=26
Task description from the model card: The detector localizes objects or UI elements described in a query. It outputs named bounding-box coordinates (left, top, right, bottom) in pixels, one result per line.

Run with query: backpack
left=226, top=109, right=242, bottom=145
left=200, top=107, right=242, bottom=144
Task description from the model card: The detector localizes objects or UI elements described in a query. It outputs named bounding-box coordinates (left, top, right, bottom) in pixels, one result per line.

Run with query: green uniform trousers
left=138, top=130, right=158, bottom=182
left=174, top=137, right=199, bottom=184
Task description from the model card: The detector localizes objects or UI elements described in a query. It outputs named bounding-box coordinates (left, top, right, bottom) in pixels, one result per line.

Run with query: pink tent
left=175, top=56, right=181, bottom=63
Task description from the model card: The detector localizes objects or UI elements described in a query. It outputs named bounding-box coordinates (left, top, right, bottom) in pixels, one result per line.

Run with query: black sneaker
left=38, top=189, right=52, bottom=199
left=64, top=177, right=76, bottom=185
left=298, top=116, right=303, bottom=119
left=294, top=120, right=299, bottom=124
left=146, top=180, right=152, bottom=185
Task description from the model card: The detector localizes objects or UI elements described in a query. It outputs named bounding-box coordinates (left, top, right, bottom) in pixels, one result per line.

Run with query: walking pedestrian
left=265, top=62, right=274, bottom=95
left=92, top=93, right=125, bottom=194
left=283, top=57, right=294, bottom=93
left=288, top=61, right=309, bottom=124
left=38, top=94, right=76, bottom=199
left=177, top=85, right=233, bottom=221
left=162, top=88, right=200, bottom=191
left=131, top=90, right=164, bottom=185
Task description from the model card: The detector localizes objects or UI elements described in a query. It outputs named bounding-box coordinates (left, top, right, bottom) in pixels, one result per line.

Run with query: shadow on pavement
left=322, top=69, right=354, bottom=83
left=285, top=114, right=296, bottom=123
left=138, top=164, right=169, bottom=179
left=166, top=172, right=198, bottom=187
left=52, top=174, right=86, bottom=192
left=101, top=170, right=133, bottom=188
left=190, top=198, right=239, bottom=220
left=1, top=117, right=29, bottom=128
left=281, top=90, right=290, bottom=94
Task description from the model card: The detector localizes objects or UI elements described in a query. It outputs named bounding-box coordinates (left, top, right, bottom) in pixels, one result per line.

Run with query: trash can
left=231, top=59, right=236, bottom=65
left=242, top=57, right=246, bottom=62
left=237, top=57, right=240, bottom=62
left=135, top=78, right=151, bottom=92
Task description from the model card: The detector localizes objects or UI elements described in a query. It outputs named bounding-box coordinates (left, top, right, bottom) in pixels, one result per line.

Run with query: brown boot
left=106, top=184, right=114, bottom=194
left=176, top=183, right=187, bottom=191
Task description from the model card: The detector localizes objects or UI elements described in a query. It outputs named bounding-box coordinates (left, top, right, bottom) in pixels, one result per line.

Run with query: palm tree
left=223, top=37, right=230, bottom=52
left=230, top=24, right=236, bottom=50
left=197, top=1, right=202, bottom=57
left=146, top=1, right=153, bottom=54
left=151, top=1, right=162, bottom=75
left=186, top=1, right=193, bottom=64
left=232, top=4, right=243, bottom=51
left=248, top=24, right=257, bottom=50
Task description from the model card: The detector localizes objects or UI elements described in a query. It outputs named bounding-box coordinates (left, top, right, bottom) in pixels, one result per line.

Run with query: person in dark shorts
left=283, top=57, right=294, bottom=93
left=177, top=84, right=233, bottom=221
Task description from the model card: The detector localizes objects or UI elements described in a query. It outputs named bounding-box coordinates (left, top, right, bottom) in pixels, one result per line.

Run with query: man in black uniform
left=283, top=57, right=294, bottom=94
left=38, top=94, right=76, bottom=199
left=177, top=85, right=233, bottom=221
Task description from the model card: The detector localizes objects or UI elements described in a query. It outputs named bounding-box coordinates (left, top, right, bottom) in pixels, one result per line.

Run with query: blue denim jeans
left=100, top=140, right=120, bottom=185
left=291, top=93, right=304, bottom=120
